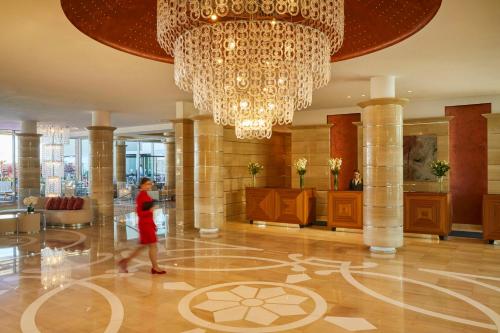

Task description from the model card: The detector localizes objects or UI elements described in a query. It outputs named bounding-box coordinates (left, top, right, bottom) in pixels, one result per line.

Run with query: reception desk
left=327, top=191, right=363, bottom=230
left=245, top=187, right=316, bottom=226
left=404, top=192, right=451, bottom=238
left=483, top=194, right=500, bottom=243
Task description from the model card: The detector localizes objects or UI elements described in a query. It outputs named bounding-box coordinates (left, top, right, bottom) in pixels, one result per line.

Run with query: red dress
left=136, top=190, right=157, bottom=244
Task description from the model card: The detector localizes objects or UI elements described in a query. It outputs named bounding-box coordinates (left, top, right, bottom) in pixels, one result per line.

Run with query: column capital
left=86, top=126, right=117, bottom=131
left=358, top=98, right=409, bottom=109
left=289, top=124, right=333, bottom=130
left=189, top=114, right=213, bottom=121
left=169, top=118, right=193, bottom=124
left=482, top=113, right=500, bottom=119
left=15, top=132, right=42, bottom=138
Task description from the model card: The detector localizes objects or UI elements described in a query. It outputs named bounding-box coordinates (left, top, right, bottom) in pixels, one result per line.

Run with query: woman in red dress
left=118, top=177, right=166, bottom=274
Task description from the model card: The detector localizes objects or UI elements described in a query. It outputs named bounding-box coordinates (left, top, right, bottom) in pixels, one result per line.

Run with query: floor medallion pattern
left=0, top=215, right=499, bottom=332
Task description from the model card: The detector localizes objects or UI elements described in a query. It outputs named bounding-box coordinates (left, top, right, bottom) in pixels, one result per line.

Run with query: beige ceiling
left=0, top=0, right=499, bottom=129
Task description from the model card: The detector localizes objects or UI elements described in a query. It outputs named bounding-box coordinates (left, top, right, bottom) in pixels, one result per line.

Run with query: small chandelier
left=157, top=0, right=344, bottom=139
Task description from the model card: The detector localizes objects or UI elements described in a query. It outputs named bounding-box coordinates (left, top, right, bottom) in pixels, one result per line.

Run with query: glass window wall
left=0, top=130, right=15, bottom=202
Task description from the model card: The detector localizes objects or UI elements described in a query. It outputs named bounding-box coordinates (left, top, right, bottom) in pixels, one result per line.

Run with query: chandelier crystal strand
left=158, top=0, right=344, bottom=139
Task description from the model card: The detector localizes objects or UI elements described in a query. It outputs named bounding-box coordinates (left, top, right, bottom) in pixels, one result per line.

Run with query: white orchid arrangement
left=248, top=162, right=264, bottom=176
left=294, top=158, right=308, bottom=175
left=328, top=157, right=342, bottom=175
left=23, top=196, right=38, bottom=213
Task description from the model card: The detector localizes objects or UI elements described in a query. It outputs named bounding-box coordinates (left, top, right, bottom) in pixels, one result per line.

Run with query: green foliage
left=430, top=160, right=450, bottom=178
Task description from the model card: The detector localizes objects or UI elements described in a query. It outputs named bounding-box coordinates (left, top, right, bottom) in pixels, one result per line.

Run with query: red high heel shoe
left=118, top=259, right=128, bottom=273
left=151, top=267, right=167, bottom=275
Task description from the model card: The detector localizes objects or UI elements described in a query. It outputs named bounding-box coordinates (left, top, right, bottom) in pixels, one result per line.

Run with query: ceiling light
left=407, top=90, right=413, bottom=93
left=157, top=0, right=345, bottom=139
left=210, top=14, right=218, bottom=21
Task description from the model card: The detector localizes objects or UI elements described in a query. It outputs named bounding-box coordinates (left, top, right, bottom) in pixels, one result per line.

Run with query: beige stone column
left=359, top=76, right=407, bottom=253
left=87, top=124, right=116, bottom=225
left=483, top=114, right=500, bottom=194
left=192, top=115, right=224, bottom=234
left=173, top=119, right=194, bottom=232
left=16, top=131, right=41, bottom=201
left=115, top=140, right=126, bottom=184
left=359, top=97, right=408, bottom=252
left=164, top=136, right=176, bottom=194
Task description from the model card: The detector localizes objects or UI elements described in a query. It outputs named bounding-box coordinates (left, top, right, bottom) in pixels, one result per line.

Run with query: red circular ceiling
left=61, top=0, right=442, bottom=64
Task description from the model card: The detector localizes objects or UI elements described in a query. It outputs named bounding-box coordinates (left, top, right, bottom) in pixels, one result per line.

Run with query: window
left=0, top=130, right=16, bottom=202
left=63, top=139, right=77, bottom=180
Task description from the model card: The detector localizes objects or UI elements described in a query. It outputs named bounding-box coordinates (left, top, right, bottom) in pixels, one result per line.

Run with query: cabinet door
left=246, top=188, right=276, bottom=221
left=483, top=195, right=500, bottom=240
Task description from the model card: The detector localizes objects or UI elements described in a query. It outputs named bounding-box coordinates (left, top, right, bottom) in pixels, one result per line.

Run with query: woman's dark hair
left=139, top=177, right=151, bottom=186
left=354, top=169, right=360, bottom=173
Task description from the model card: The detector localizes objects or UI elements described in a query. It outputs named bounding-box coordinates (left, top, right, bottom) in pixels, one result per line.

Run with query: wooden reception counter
left=483, top=194, right=500, bottom=243
left=404, top=192, right=452, bottom=238
left=245, top=187, right=316, bottom=226
left=327, top=191, right=363, bottom=230
left=327, top=191, right=452, bottom=238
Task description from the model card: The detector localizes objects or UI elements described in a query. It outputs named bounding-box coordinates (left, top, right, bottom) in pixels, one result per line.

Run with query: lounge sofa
left=35, top=196, right=94, bottom=228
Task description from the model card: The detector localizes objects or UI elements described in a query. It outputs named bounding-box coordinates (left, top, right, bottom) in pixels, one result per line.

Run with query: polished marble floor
left=1, top=209, right=500, bottom=332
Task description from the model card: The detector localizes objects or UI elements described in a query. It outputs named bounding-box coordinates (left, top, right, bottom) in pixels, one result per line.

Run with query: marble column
left=192, top=115, right=224, bottom=234
left=164, top=136, right=176, bottom=194
left=115, top=140, right=126, bottom=184
left=16, top=120, right=41, bottom=202
left=359, top=76, right=408, bottom=253
left=87, top=111, right=115, bottom=225
left=173, top=119, right=194, bottom=232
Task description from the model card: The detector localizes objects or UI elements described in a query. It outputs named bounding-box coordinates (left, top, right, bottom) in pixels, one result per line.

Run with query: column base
left=369, top=246, right=397, bottom=254
left=199, top=228, right=219, bottom=237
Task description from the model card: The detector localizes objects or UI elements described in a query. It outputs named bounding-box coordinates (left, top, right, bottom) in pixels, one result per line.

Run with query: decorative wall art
left=403, top=135, right=437, bottom=181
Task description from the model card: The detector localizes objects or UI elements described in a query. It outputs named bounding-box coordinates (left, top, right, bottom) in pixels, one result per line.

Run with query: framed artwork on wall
left=403, top=135, right=437, bottom=181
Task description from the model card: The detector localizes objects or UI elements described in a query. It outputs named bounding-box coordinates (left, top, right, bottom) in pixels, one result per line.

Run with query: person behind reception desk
left=349, top=169, right=363, bottom=191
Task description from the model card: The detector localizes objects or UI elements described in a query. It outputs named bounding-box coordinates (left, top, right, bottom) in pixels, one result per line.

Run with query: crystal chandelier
left=38, top=124, right=69, bottom=197
left=157, top=0, right=344, bottom=139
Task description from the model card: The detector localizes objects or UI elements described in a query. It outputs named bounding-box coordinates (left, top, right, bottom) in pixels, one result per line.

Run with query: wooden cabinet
left=327, top=191, right=363, bottom=230
left=404, top=192, right=451, bottom=237
left=483, top=194, right=500, bottom=242
left=245, top=188, right=316, bottom=226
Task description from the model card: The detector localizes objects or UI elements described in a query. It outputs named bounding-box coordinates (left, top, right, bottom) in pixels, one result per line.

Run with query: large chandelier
left=38, top=124, right=69, bottom=197
left=157, top=0, right=344, bottom=139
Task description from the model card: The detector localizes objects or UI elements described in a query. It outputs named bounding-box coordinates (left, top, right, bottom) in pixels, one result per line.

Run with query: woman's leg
left=148, top=243, right=159, bottom=270
left=118, top=245, right=144, bottom=272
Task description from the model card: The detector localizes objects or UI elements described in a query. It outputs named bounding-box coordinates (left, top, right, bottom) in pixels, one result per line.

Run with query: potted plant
left=294, top=158, right=308, bottom=189
left=328, top=157, right=342, bottom=191
left=23, top=196, right=38, bottom=213
left=20, top=196, right=40, bottom=233
left=247, top=162, right=264, bottom=187
left=430, top=160, right=451, bottom=193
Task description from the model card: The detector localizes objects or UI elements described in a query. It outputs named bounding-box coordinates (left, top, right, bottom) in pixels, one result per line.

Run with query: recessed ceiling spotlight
left=361, top=94, right=366, bottom=97
left=210, top=14, right=218, bottom=21
left=347, top=95, right=352, bottom=99
left=407, top=90, right=413, bottom=93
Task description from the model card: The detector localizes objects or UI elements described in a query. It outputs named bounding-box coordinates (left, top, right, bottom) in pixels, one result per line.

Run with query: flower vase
left=299, top=174, right=305, bottom=189
left=438, top=176, right=444, bottom=193
left=252, top=174, right=256, bottom=187
left=333, top=173, right=339, bottom=191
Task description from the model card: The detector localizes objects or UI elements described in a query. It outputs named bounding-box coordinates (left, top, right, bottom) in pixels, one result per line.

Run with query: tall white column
left=87, top=111, right=115, bottom=225
left=16, top=120, right=41, bottom=202
left=360, top=76, right=407, bottom=253
left=163, top=136, right=175, bottom=194
left=192, top=115, right=224, bottom=235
